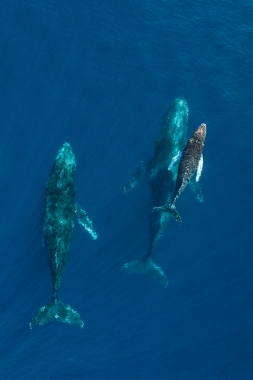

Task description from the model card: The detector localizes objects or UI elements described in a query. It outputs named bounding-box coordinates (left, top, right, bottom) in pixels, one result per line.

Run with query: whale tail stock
left=29, top=298, right=84, bottom=329
left=153, top=204, right=182, bottom=224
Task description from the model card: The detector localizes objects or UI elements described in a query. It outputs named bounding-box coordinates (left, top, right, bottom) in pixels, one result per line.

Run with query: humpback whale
left=153, top=123, right=206, bottom=223
left=122, top=98, right=191, bottom=287
left=30, top=143, right=97, bottom=329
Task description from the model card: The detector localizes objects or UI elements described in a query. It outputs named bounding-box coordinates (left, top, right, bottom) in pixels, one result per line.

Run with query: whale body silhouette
left=30, top=143, right=97, bottom=329
left=153, top=123, right=206, bottom=223
left=122, top=98, right=190, bottom=287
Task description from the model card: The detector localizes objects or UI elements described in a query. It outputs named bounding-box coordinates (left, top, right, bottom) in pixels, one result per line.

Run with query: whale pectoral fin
left=153, top=204, right=182, bottom=224
left=168, top=150, right=182, bottom=170
left=75, top=204, right=98, bottom=240
left=189, top=178, right=204, bottom=203
left=196, top=154, right=203, bottom=182
left=123, top=160, right=148, bottom=194
left=189, top=154, right=204, bottom=202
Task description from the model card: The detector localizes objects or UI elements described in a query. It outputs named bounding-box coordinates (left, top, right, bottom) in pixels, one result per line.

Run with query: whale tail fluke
left=29, top=298, right=84, bottom=329
left=153, top=204, right=182, bottom=224
left=122, top=259, right=168, bottom=288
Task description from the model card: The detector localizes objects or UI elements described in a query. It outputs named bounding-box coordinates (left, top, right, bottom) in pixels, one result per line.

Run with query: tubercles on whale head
left=56, top=142, right=76, bottom=171
left=175, top=97, right=189, bottom=113
left=194, top=123, right=206, bottom=142
left=58, top=142, right=73, bottom=155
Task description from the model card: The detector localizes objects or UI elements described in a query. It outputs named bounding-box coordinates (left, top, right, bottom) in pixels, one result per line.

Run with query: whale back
left=147, top=98, right=189, bottom=254
left=172, top=123, right=206, bottom=204
left=43, top=143, right=77, bottom=297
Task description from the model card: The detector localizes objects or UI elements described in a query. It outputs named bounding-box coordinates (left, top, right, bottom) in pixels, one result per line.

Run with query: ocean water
left=0, top=1, right=252, bottom=379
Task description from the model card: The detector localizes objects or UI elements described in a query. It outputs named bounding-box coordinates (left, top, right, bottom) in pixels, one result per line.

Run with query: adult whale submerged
left=122, top=98, right=203, bottom=287
left=30, top=143, right=97, bottom=329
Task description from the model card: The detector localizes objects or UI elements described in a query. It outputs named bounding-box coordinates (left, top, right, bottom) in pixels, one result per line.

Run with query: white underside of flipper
left=196, top=154, right=203, bottom=182
left=168, top=150, right=182, bottom=170
left=75, top=203, right=97, bottom=240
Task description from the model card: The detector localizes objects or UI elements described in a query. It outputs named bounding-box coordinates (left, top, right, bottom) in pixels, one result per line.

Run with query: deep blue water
left=0, top=1, right=252, bottom=379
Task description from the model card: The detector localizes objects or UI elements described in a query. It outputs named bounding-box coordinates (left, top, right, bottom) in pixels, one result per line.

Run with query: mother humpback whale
left=122, top=98, right=201, bottom=287
left=30, top=143, right=97, bottom=328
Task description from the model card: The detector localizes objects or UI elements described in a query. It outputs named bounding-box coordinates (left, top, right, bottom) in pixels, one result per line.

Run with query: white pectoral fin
left=196, top=154, right=203, bottom=182
left=168, top=150, right=182, bottom=170
left=75, top=204, right=98, bottom=240
left=189, top=154, right=204, bottom=202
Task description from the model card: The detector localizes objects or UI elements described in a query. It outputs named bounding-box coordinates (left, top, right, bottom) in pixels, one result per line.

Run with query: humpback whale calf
left=30, top=143, right=97, bottom=329
left=122, top=98, right=191, bottom=287
left=153, top=123, right=206, bottom=223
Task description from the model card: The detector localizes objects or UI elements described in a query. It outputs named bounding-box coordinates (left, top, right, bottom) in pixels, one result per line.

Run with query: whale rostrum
left=30, top=143, right=97, bottom=329
left=153, top=123, right=206, bottom=223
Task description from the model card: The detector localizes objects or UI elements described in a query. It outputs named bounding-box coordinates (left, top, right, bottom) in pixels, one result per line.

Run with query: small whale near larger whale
left=28, top=98, right=207, bottom=330
left=122, top=99, right=206, bottom=287
left=153, top=123, right=206, bottom=223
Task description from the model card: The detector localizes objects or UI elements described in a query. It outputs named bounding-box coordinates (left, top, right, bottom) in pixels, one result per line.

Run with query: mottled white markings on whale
left=153, top=123, right=206, bottom=223
left=30, top=142, right=97, bottom=329
left=122, top=97, right=190, bottom=286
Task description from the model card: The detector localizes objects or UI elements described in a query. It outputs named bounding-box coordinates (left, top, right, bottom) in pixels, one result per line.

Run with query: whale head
left=162, top=97, right=189, bottom=140
left=170, top=97, right=189, bottom=123
left=56, top=143, right=76, bottom=170
left=194, top=123, right=206, bottom=143
left=53, top=143, right=76, bottom=185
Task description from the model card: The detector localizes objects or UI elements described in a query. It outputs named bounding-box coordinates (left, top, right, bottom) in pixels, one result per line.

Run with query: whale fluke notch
left=122, top=259, right=168, bottom=288
left=29, top=298, right=84, bottom=329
